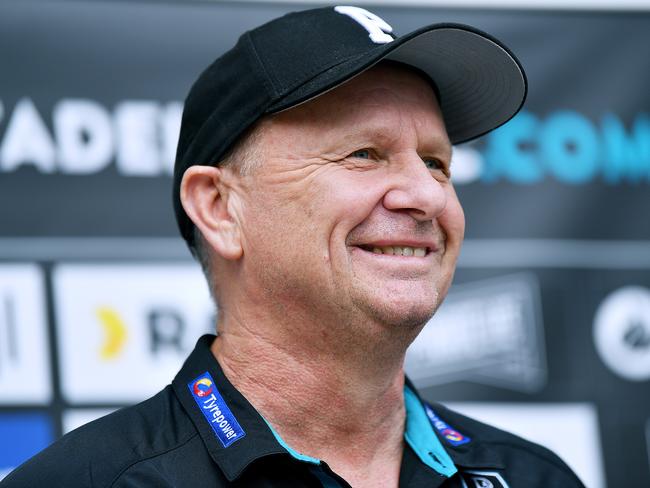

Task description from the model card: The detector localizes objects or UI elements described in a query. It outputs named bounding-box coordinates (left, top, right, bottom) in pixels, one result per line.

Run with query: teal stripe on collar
left=262, top=387, right=457, bottom=479
left=404, top=386, right=457, bottom=478
left=263, top=417, right=321, bottom=465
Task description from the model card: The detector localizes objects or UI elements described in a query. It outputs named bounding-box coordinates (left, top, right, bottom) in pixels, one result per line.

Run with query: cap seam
left=267, top=50, right=385, bottom=113
left=279, top=49, right=381, bottom=105
left=245, top=31, right=280, bottom=98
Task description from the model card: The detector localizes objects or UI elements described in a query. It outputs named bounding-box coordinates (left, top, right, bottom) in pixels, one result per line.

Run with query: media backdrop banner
left=1, top=1, right=649, bottom=487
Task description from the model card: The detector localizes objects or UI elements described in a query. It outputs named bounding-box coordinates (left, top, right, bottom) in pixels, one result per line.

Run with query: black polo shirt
left=2, top=335, right=585, bottom=487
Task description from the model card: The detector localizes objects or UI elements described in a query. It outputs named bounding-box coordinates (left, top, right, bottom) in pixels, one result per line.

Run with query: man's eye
left=350, top=149, right=371, bottom=159
left=423, top=158, right=451, bottom=178
left=422, top=158, right=442, bottom=170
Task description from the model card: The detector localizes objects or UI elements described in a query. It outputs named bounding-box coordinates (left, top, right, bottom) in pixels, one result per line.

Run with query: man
left=3, top=6, right=585, bottom=488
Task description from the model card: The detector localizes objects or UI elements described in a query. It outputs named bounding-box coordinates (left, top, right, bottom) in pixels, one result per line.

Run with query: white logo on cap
left=334, top=6, right=394, bottom=44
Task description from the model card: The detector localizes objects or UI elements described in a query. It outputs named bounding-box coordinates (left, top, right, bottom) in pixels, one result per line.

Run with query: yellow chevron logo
left=97, top=306, right=127, bottom=360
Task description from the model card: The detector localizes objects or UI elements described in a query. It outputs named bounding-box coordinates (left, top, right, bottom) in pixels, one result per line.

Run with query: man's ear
left=180, top=166, right=243, bottom=260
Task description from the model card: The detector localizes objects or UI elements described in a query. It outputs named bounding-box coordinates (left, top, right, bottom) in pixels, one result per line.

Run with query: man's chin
left=345, top=275, right=444, bottom=334
left=358, top=292, right=440, bottom=332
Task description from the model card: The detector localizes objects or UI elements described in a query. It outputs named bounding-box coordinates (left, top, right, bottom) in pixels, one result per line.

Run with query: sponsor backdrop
left=1, top=1, right=649, bottom=486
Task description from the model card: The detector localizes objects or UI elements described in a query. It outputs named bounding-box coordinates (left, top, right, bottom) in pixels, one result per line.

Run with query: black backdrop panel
left=1, top=1, right=649, bottom=487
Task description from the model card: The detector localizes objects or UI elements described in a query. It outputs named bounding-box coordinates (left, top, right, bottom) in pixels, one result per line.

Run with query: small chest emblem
left=460, top=470, right=510, bottom=488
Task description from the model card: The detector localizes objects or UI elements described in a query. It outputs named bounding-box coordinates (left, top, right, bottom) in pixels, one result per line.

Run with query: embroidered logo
left=188, top=372, right=245, bottom=447
left=460, top=470, right=510, bottom=488
left=424, top=404, right=471, bottom=446
left=334, top=6, right=394, bottom=44
left=193, top=377, right=214, bottom=397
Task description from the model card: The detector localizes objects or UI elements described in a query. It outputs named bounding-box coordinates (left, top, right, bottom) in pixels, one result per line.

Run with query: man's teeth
left=370, top=246, right=426, bottom=257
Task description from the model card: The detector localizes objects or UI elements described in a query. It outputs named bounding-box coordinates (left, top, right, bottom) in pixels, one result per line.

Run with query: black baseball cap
left=173, top=5, right=527, bottom=249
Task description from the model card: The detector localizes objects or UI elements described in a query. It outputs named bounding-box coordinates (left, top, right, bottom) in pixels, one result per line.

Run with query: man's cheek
left=440, top=198, right=465, bottom=243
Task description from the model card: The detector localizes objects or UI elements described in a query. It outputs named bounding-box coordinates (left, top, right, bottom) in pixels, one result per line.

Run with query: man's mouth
left=357, top=245, right=429, bottom=257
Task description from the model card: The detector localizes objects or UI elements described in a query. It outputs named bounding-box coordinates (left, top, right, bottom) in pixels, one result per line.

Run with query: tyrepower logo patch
left=188, top=372, right=245, bottom=448
left=424, top=404, right=471, bottom=447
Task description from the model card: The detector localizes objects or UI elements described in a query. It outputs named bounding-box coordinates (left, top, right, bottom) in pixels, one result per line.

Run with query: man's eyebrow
left=342, top=124, right=401, bottom=147
left=422, top=135, right=452, bottom=161
left=333, top=120, right=452, bottom=156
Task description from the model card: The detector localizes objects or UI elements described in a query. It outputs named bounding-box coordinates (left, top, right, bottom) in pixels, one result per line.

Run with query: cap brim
left=267, top=23, right=527, bottom=145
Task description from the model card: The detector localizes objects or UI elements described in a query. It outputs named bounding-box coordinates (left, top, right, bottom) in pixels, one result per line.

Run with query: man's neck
left=211, top=312, right=410, bottom=487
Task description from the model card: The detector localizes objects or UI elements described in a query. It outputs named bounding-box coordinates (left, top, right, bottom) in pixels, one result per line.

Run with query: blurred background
left=1, top=0, right=649, bottom=486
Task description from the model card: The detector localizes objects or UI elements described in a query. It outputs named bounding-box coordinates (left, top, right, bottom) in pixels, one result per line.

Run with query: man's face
left=234, top=63, right=465, bottom=336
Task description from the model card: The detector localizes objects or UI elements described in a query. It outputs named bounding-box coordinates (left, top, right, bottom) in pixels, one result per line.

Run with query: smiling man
left=180, top=64, right=466, bottom=488
left=3, top=6, right=585, bottom=488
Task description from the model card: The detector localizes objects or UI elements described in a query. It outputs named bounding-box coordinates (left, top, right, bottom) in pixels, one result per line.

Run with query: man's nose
left=381, top=153, right=447, bottom=221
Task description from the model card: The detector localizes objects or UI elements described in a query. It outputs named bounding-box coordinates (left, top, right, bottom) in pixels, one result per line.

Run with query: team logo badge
left=460, top=470, right=510, bottom=488
left=192, top=377, right=214, bottom=397
left=441, top=427, right=467, bottom=443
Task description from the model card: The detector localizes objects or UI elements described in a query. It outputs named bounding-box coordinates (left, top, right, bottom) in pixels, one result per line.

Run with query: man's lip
left=351, top=240, right=439, bottom=253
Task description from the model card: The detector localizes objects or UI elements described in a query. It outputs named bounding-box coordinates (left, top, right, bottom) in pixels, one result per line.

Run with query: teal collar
left=264, top=385, right=457, bottom=478
left=264, top=418, right=321, bottom=465
left=403, top=385, right=457, bottom=477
